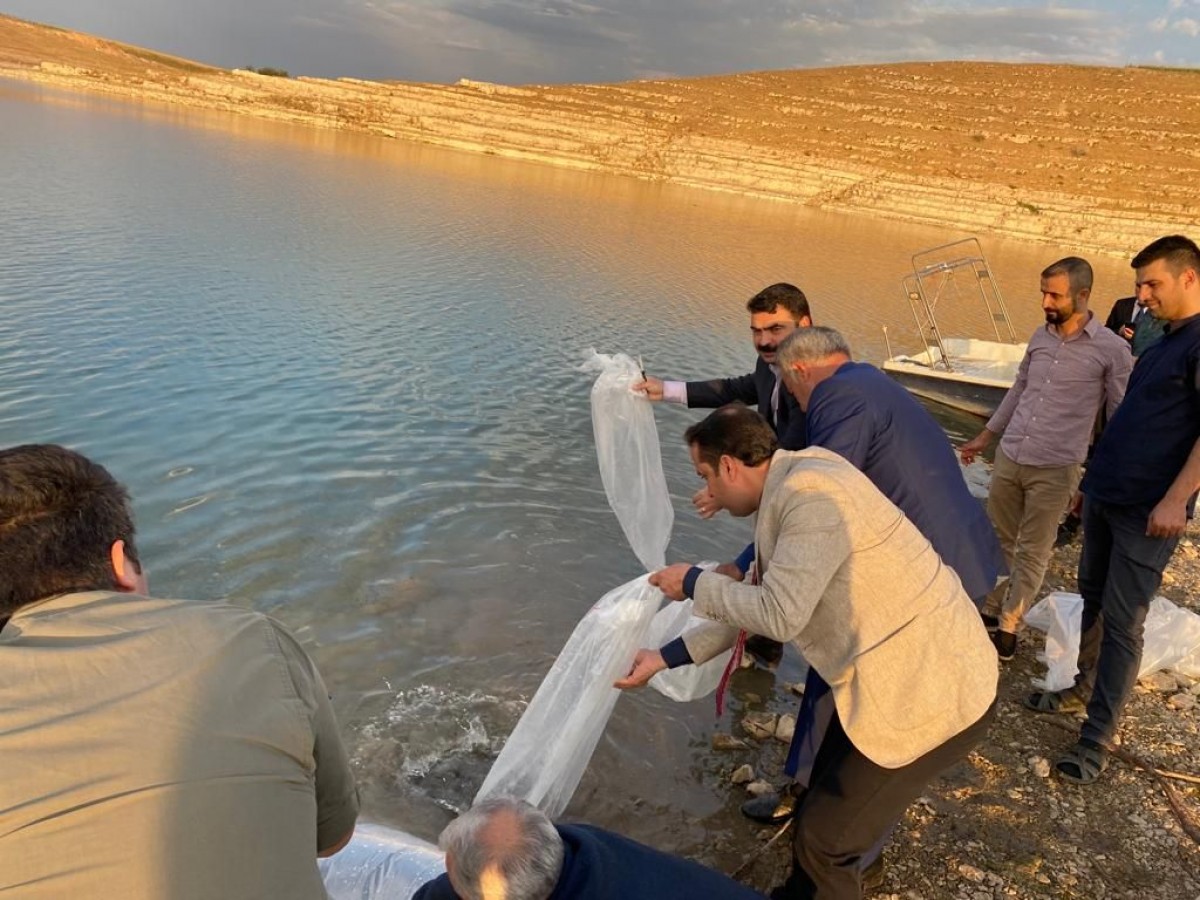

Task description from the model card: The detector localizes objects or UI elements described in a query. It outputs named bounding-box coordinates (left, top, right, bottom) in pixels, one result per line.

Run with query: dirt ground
left=714, top=528, right=1200, bottom=899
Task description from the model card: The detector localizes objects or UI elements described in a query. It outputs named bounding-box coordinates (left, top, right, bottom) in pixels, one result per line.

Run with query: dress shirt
left=986, top=313, right=1131, bottom=467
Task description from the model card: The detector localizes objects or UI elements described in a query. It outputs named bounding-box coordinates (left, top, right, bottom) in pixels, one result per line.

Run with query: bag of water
left=475, top=351, right=732, bottom=815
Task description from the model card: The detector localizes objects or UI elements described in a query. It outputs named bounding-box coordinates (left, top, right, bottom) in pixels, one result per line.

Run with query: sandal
left=1054, top=739, right=1109, bottom=785
left=1023, top=688, right=1085, bottom=715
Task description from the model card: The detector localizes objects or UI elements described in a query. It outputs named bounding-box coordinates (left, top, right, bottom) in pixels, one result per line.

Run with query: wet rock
left=1167, top=692, right=1197, bottom=711
left=1028, top=755, right=1052, bottom=778
left=774, top=713, right=796, bottom=743
left=712, top=733, right=749, bottom=752
left=743, top=692, right=763, bottom=705
left=782, top=681, right=805, bottom=696
left=743, top=711, right=778, bottom=740
left=731, top=764, right=756, bottom=784
left=745, top=779, right=775, bottom=796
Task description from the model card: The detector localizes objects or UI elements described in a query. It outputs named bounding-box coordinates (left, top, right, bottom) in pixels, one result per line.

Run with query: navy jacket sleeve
left=684, top=372, right=758, bottom=409
left=411, top=875, right=460, bottom=900
left=806, top=382, right=871, bottom=468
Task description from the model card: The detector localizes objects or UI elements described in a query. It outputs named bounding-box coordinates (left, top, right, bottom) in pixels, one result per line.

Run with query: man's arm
left=1148, top=436, right=1200, bottom=538
left=684, top=372, right=759, bottom=409
left=1103, top=342, right=1133, bottom=421
left=272, top=622, right=360, bottom=858
left=960, top=347, right=1032, bottom=462
left=691, top=493, right=850, bottom=643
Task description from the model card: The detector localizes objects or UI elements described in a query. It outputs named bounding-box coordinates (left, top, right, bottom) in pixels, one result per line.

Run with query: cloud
left=1177, top=16, right=1200, bottom=35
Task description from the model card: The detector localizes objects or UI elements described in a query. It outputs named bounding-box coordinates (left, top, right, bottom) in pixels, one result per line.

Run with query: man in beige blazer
left=616, top=406, right=997, bottom=900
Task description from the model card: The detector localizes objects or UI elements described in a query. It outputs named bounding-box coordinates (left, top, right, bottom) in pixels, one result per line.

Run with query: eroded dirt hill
left=2, top=13, right=1198, bottom=257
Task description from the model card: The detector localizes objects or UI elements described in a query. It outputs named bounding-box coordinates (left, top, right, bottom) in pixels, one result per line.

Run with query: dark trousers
left=1075, top=496, right=1180, bottom=746
left=775, top=702, right=995, bottom=900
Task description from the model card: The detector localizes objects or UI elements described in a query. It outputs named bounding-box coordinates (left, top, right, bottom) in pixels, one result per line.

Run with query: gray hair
left=438, top=798, right=564, bottom=900
left=777, top=326, right=852, bottom=369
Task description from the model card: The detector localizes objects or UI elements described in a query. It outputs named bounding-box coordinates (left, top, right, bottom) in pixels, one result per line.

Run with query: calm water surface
left=0, top=81, right=1136, bottom=862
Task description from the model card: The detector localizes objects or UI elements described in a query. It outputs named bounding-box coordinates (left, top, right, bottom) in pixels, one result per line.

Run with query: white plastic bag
left=642, top=561, right=734, bottom=701
left=1025, top=592, right=1200, bottom=690
left=320, top=823, right=445, bottom=900
left=580, top=350, right=673, bottom=571
left=474, top=575, right=663, bottom=817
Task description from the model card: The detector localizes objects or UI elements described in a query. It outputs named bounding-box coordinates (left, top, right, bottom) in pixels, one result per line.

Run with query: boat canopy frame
left=895, top=237, right=1018, bottom=372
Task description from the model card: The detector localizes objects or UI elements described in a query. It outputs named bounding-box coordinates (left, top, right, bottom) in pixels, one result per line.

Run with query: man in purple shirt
left=960, top=257, right=1132, bottom=660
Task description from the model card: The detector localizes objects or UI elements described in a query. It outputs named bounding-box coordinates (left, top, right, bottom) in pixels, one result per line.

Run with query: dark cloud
left=0, top=0, right=1185, bottom=85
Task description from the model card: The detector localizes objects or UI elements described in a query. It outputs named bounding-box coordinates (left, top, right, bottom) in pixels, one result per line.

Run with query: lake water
left=0, top=80, right=1137, bottom=863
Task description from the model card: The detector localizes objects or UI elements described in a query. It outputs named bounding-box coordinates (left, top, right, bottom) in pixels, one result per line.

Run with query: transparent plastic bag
left=643, top=562, right=734, bottom=702
left=1025, top=592, right=1200, bottom=690
left=580, top=350, right=673, bottom=571
left=319, top=823, right=445, bottom=900
left=474, top=575, right=663, bottom=817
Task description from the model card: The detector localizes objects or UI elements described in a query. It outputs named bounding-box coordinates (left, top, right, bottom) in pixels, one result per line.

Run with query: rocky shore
left=3, top=14, right=1199, bottom=259
left=716, top=526, right=1200, bottom=898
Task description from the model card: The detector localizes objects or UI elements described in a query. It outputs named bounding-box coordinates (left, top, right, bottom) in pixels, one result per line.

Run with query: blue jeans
left=1075, top=496, right=1180, bottom=746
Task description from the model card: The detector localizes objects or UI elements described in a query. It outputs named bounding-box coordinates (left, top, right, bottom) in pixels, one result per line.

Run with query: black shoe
left=1055, top=513, right=1081, bottom=547
left=744, top=634, right=784, bottom=666
left=992, top=629, right=1017, bottom=661
left=980, top=613, right=999, bottom=633
left=740, top=790, right=796, bottom=825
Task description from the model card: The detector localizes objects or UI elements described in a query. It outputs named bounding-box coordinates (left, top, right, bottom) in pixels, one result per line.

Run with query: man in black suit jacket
left=636, top=282, right=812, bottom=473
left=635, top=283, right=813, bottom=665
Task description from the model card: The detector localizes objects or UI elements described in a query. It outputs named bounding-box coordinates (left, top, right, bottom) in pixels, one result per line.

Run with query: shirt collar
left=1047, top=310, right=1099, bottom=340
left=1164, top=312, right=1200, bottom=336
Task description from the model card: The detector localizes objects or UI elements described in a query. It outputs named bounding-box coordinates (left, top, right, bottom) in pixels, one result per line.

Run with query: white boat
left=882, top=238, right=1025, bottom=418
left=882, top=337, right=1026, bottom=418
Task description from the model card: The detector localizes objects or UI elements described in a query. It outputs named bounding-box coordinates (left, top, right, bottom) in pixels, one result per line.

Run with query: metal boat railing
left=896, top=237, right=1018, bottom=372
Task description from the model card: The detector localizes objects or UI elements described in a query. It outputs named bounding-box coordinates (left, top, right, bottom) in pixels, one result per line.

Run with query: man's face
left=750, top=307, right=809, bottom=364
left=1136, top=258, right=1191, bottom=321
left=1040, top=273, right=1078, bottom=325
left=689, top=443, right=757, bottom=518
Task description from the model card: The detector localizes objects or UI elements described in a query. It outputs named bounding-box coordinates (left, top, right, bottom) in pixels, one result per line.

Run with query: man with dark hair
left=413, top=797, right=764, bottom=899
left=636, top=282, right=812, bottom=664
left=1027, top=235, right=1200, bottom=785
left=960, top=257, right=1131, bottom=661
left=1105, top=292, right=1165, bottom=358
left=636, top=281, right=811, bottom=466
left=616, top=406, right=997, bottom=900
left=0, top=444, right=359, bottom=899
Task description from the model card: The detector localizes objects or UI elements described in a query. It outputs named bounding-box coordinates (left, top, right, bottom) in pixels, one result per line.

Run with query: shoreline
left=3, top=15, right=1199, bottom=259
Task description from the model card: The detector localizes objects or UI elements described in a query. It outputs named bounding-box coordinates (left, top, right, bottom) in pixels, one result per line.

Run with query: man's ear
left=799, top=315, right=813, bottom=328
left=110, top=540, right=144, bottom=593
left=719, top=454, right=738, bottom=480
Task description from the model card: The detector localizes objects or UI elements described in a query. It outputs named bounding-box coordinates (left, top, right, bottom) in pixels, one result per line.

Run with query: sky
left=3, top=0, right=1199, bottom=85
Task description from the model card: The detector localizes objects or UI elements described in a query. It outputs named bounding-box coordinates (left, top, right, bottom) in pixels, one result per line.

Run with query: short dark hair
left=1131, top=235, right=1200, bottom=276
left=0, top=444, right=140, bottom=617
left=684, top=405, right=778, bottom=471
left=1041, top=257, right=1093, bottom=297
left=745, top=283, right=811, bottom=321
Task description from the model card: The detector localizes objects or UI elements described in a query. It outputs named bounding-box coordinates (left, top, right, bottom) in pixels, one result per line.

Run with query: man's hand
left=959, top=429, right=994, bottom=465
left=713, top=561, right=745, bottom=581
left=1069, top=491, right=1084, bottom=517
left=632, top=376, right=665, bottom=401
left=1147, top=496, right=1189, bottom=538
left=649, top=563, right=693, bottom=601
left=614, top=649, right=667, bottom=690
left=692, top=486, right=725, bottom=519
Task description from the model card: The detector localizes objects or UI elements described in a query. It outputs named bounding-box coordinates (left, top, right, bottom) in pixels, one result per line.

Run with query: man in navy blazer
left=413, top=798, right=764, bottom=900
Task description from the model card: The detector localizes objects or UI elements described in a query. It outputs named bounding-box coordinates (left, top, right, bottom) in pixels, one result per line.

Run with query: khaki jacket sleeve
left=271, top=621, right=361, bottom=853
left=690, top=492, right=851, bottom=644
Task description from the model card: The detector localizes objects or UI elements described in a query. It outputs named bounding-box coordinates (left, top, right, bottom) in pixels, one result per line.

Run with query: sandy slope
left=3, top=14, right=1199, bottom=259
